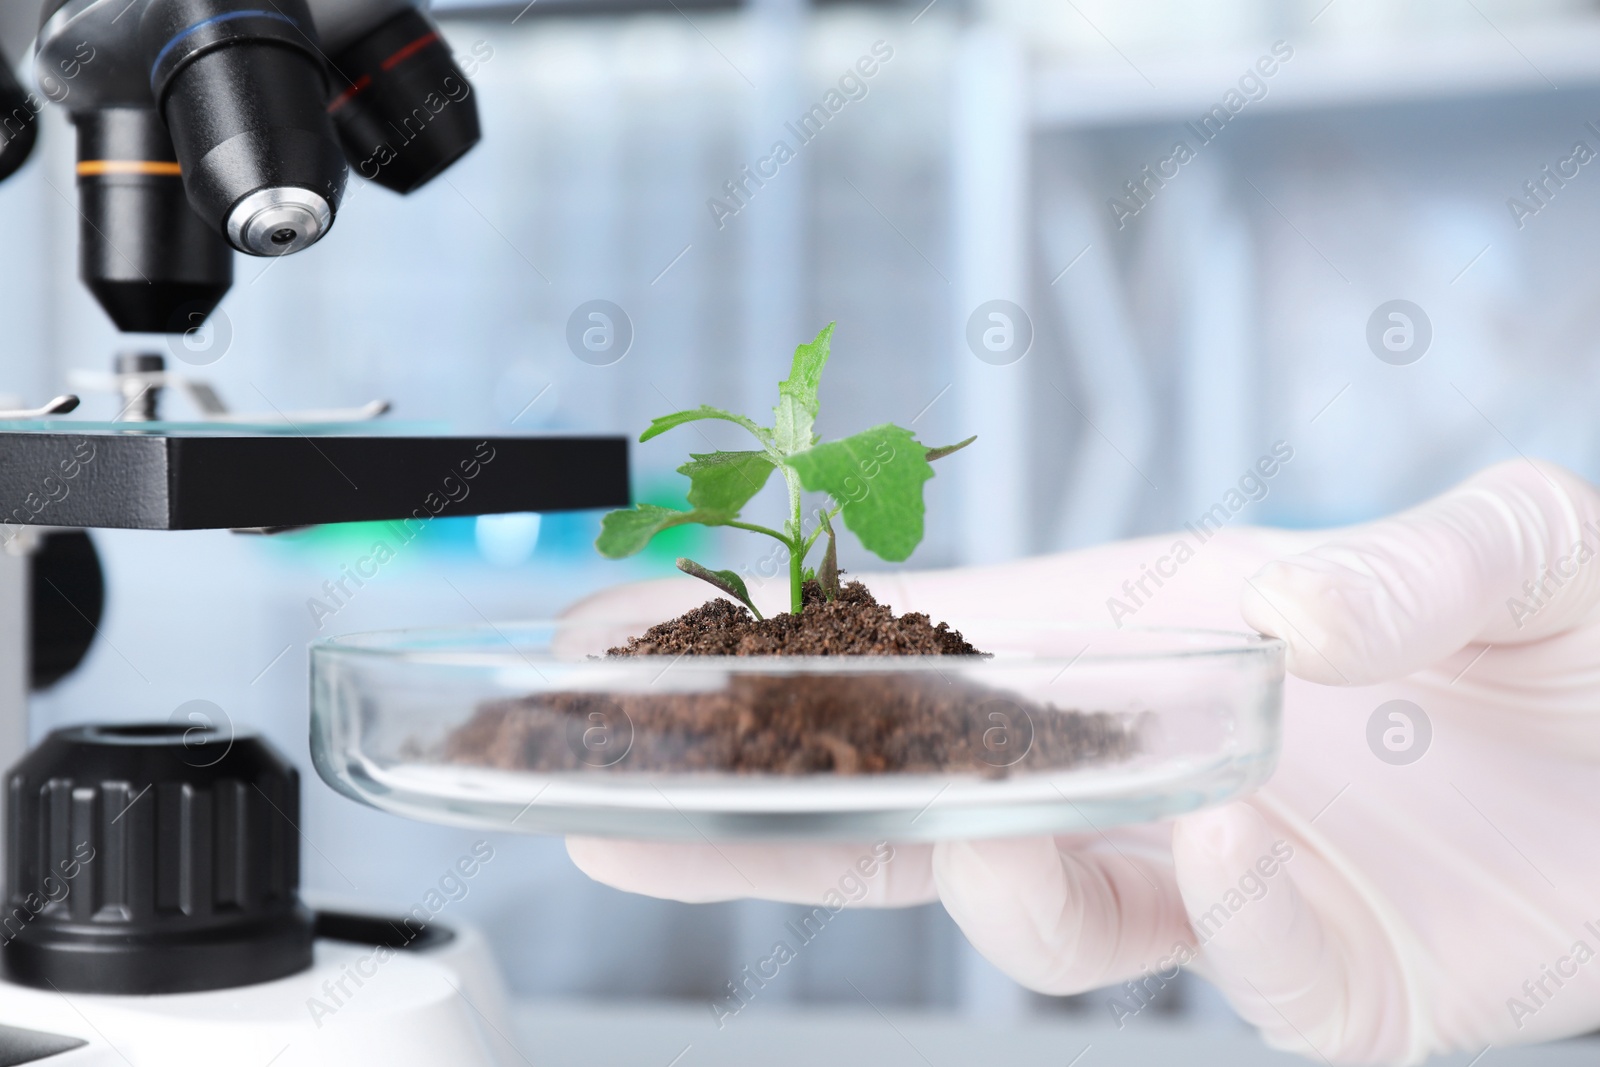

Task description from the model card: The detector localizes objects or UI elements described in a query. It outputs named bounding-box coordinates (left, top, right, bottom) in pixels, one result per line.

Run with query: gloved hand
left=564, top=460, right=1600, bottom=1065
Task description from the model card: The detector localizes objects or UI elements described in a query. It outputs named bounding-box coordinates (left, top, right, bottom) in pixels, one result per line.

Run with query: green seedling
left=595, top=323, right=974, bottom=616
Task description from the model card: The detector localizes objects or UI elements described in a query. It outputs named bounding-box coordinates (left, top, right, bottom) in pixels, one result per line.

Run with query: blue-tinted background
left=3, top=0, right=1599, bottom=1031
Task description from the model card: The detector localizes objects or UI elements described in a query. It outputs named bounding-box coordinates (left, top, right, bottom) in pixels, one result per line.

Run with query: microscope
left=0, top=4, right=627, bottom=1062
left=4, top=0, right=482, bottom=332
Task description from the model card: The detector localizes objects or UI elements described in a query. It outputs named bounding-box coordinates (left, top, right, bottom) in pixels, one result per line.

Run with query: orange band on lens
left=76, top=160, right=183, bottom=177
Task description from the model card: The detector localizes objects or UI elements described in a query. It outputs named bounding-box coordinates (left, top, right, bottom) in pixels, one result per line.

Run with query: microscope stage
left=0, top=423, right=629, bottom=529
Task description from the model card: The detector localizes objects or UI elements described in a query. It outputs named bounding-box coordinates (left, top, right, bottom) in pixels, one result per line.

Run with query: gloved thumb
left=1240, top=460, right=1600, bottom=684
left=1172, top=803, right=1425, bottom=1064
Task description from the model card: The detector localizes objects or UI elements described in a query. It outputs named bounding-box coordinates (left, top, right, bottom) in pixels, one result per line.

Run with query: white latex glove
left=564, top=460, right=1600, bottom=1064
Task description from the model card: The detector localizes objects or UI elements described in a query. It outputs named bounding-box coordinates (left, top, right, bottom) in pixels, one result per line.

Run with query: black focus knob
left=140, top=0, right=348, bottom=256
left=0, top=724, right=314, bottom=994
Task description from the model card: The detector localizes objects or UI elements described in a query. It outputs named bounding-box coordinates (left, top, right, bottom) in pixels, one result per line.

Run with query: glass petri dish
left=310, top=621, right=1284, bottom=842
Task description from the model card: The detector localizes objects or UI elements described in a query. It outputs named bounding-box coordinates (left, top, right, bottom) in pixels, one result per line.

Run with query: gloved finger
left=565, top=838, right=935, bottom=906
left=1172, top=804, right=1414, bottom=1064
left=932, top=833, right=1191, bottom=995
left=1240, top=459, right=1600, bottom=685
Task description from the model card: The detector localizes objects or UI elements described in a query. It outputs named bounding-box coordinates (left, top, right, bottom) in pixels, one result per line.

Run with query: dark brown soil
left=605, top=581, right=980, bottom=657
left=442, top=582, right=1139, bottom=778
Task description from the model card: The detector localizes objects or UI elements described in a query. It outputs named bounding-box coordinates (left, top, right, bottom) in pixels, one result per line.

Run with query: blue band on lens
left=149, top=9, right=300, bottom=91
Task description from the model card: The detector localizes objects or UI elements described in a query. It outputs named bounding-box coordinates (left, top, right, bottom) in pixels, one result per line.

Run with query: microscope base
left=0, top=915, right=517, bottom=1066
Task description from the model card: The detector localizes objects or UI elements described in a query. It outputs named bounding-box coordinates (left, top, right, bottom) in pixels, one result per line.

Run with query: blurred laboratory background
left=4, top=0, right=1600, bottom=1052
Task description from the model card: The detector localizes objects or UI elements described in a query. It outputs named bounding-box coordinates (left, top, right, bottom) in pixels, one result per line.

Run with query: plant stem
left=789, top=535, right=803, bottom=613
left=782, top=466, right=805, bottom=613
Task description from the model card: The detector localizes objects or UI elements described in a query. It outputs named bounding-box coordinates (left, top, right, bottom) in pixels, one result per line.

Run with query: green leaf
left=679, top=450, right=775, bottom=518
left=595, top=504, right=703, bottom=559
left=772, top=323, right=833, bottom=454
left=815, top=508, right=840, bottom=599
left=925, top=435, right=977, bottom=463
left=640, top=406, right=768, bottom=445
left=787, top=424, right=933, bottom=563
left=677, top=558, right=763, bottom=620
